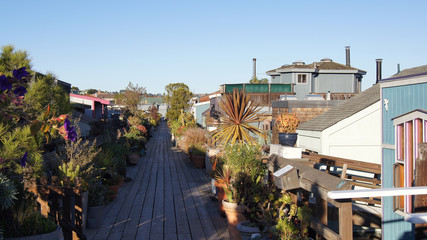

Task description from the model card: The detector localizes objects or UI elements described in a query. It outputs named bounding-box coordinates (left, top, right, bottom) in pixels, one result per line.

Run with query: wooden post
left=340, top=164, right=348, bottom=179
left=339, top=200, right=353, bottom=240
left=316, top=195, right=328, bottom=240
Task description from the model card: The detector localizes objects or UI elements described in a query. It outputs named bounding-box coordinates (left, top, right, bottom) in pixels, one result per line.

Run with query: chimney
left=345, top=46, right=351, bottom=67
left=397, top=63, right=401, bottom=74
left=253, top=58, right=256, bottom=80
left=376, top=59, right=383, bottom=83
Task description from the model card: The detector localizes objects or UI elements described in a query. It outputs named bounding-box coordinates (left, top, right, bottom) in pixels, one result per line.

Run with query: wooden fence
left=302, top=152, right=382, bottom=205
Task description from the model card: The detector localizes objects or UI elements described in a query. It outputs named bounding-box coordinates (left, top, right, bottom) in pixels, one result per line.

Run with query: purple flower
left=13, top=86, right=27, bottom=97
left=64, top=118, right=77, bottom=141
left=12, top=67, right=29, bottom=80
left=0, top=75, right=12, bottom=91
left=20, top=152, right=28, bottom=168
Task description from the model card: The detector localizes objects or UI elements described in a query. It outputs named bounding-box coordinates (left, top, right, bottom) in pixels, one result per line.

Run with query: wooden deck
left=86, top=122, right=230, bottom=240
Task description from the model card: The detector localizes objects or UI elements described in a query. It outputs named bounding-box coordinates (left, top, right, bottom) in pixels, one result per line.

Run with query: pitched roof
left=298, top=84, right=380, bottom=131
left=390, top=64, right=427, bottom=78
left=267, top=59, right=366, bottom=75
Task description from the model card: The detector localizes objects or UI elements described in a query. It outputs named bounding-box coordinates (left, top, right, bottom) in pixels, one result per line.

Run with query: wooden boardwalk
left=86, top=122, right=230, bottom=240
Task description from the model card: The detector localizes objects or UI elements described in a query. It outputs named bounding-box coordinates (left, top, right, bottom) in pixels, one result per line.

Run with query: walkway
left=86, top=122, right=229, bottom=240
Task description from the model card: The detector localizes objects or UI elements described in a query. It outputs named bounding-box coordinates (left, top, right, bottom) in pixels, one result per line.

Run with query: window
left=297, top=74, right=307, bottom=84
left=393, top=110, right=427, bottom=213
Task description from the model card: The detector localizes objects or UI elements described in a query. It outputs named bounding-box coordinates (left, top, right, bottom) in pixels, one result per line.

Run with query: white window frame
left=296, top=74, right=307, bottom=84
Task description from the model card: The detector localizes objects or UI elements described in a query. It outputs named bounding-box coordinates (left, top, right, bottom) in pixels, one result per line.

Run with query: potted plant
left=189, top=144, right=206, bottom=168
left=275, top=113, right=300, bottom=146
left=214, top=164, right=231, bottom=216
left=221, top=143, right=266, bottom=240
left=275, top=193, right=312, bottom=239
left=87, top=182, right=107, bottom=229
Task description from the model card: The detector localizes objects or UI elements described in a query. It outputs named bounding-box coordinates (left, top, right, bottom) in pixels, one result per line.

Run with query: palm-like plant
left=212, top=89, right=265, bottom=145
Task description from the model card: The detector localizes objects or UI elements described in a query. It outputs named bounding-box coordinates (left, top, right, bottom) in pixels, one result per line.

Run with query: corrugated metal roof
left=298, top=84, right=380, bottom=131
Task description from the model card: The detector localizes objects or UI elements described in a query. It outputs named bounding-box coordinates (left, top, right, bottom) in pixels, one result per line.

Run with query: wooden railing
left=302, top=152, right=382, bottom=205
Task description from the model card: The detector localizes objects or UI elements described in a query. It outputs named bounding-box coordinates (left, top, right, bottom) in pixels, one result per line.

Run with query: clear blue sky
left=1, top=0, right=426, bottom=94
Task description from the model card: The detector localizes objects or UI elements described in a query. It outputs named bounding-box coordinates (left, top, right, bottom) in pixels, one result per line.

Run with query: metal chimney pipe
left=345, top=46, right=351, bottom=67
left=376, top=59, right=383, bottom=83
left=397, top=63, right=401, bottom=74
left=253, top=58, right=256, bottom=80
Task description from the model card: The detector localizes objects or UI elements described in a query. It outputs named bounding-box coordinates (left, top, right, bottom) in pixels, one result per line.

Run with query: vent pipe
left=253, top=58, right=256, bottom=80
left=376, top=59, right=383, bottom=83
left=397, top=63, right=401, bottom=74
left=345, top=46, right=351, bottom=67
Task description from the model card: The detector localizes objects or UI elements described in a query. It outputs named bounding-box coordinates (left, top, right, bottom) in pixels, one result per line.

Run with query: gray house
left=267, top=58, right=366, bottom=100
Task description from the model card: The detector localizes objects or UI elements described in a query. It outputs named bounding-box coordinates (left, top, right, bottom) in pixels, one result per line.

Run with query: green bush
left=21, top=211, right=57, bottom=236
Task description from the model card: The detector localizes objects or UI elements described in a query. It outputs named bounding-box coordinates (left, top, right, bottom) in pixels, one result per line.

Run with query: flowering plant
left=0, top=67, right=78, bottom=237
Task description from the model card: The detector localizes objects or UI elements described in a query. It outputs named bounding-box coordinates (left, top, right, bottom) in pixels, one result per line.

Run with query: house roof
left=298, top=84, right=380, bottom=131
left=267, top=59, right=366, bottom=75
left=390, top=65, right=427, bottom=78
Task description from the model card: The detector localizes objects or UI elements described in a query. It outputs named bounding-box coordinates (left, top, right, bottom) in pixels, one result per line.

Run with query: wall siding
left=381, top=82, right=427, bottom=239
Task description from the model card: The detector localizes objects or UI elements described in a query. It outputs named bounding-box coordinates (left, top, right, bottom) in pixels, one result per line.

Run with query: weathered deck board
left=86, top=122, right=228, bottom=240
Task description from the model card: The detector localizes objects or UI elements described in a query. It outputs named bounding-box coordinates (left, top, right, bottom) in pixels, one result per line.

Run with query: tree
left=0, top=45, right=33, bottom=76
left=116, top=82, right=146, bottom=114
left=249, top=76, right=269, bottom=84
left=163, top=83, right=193, bottom=121
left=24, top=72, right=71, bottom=118
left=86, top=89, right=97, bottom=94
left=71, top=86, right=79, bottom=91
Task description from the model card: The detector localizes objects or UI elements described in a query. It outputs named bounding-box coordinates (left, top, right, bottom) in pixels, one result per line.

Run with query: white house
left=297, top=84, right=381, bottom=164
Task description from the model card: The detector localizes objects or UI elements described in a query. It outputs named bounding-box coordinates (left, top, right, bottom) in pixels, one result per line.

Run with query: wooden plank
left=175, top=151, right=206, bottom=240
left=303, top=152, right=381, bottom=174
left=310, top=217, right=341, bottom=240
left=163, top=132, right=177, bottom=240
left=170, top=147, right=192, bottom=240
left=338, top=201, right=353, bottom=240
left=136, top=143, right=160, bottom=239
left=118, top=133, right=157, bottom=240
left=150, top=132, right=165, bottom=240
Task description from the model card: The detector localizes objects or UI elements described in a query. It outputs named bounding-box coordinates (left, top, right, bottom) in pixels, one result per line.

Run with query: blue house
left=380, top=65, right=427, bottom=239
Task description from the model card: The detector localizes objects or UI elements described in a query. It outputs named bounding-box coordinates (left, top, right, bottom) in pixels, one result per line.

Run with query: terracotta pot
left=214, top=180, right=227, bottom=216
left=108, top=176, right=124, bottom=201
left=223, top=199, right=247, bottom=240
left=192, top=155, right=205, bottom=168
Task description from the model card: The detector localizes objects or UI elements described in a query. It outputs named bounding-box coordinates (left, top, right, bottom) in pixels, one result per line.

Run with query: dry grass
left=178, top=127, right=208, bottom=154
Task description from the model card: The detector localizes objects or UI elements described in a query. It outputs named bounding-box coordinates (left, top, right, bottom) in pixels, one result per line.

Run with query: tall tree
left=0, top=45, right=33, bottom=76
left=164, top=83, right=193, bottom=121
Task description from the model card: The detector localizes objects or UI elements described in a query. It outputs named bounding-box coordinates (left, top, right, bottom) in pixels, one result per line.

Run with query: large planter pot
left=278, top=132, right=298, bottom=147
left=191, top=154, right=206, bottom=169
left=5, top=226, right=64, bottom=240
left=126, top=152, right=140, bottom=165
left=236, top=220, right=261, bottom=240
left=214, top=180, right=227, bottom=216
left=87, top=205, right=105, bottom=229
left=223, top=200, right=247, bottom=240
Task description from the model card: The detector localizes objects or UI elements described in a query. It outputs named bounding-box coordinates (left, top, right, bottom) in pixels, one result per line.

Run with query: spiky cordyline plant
left=212, top=89, right=266, bottom=146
